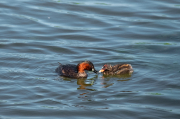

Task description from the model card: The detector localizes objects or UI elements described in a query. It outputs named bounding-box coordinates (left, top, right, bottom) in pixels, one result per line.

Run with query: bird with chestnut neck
left=56, top=61, right=97, bottom=78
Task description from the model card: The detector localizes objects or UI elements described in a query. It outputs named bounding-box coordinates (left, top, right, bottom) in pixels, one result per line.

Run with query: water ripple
left=1, top=0, right=180, bottom=118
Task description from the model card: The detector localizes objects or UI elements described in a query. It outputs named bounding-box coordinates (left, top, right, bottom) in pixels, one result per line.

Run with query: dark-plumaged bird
left=56, top=61, right=97, bottom=78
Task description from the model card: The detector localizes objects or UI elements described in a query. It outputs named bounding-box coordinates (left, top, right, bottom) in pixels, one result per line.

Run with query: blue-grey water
left=0, top=0, right=180, bottom=118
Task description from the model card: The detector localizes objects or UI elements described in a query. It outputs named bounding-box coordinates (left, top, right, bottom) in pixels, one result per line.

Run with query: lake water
left=0, top=0, right=180, bottom=118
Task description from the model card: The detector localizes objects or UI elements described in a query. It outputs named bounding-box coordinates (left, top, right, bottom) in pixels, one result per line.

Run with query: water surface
left=0, top=0, right=180, bottom=118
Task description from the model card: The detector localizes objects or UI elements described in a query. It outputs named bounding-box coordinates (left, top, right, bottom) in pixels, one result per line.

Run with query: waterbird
left=56, top=61, right=97, bottom=78
left=99, top=64, right=133, bottom=75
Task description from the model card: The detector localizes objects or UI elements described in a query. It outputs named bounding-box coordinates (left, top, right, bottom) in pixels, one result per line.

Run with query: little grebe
left=56, top=61, right=97, bottom=78
left=99, top=64, right=133, bottom=75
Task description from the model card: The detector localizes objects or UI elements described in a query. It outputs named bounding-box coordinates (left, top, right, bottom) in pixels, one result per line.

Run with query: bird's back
left=103, top=64, right=133, bottom=75
left=113, top=64, right=133, bottom=75
left=56, top=64, right=78, bottom=78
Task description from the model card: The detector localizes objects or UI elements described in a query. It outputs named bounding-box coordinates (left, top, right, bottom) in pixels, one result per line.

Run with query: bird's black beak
left=94, top=70, right=98, bottom=74
left=92, top=68, right=98, bottom=74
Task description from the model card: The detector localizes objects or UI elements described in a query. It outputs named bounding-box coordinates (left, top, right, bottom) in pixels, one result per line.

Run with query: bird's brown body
left=99, top=64, right=133, bottom=75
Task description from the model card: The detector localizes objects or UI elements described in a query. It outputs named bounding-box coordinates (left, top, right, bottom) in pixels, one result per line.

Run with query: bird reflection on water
left=56, top=72, right=132, bottom=90
left=57, top=75, right=98, bottom=90
left=100, top=73, right=132, bottom=88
